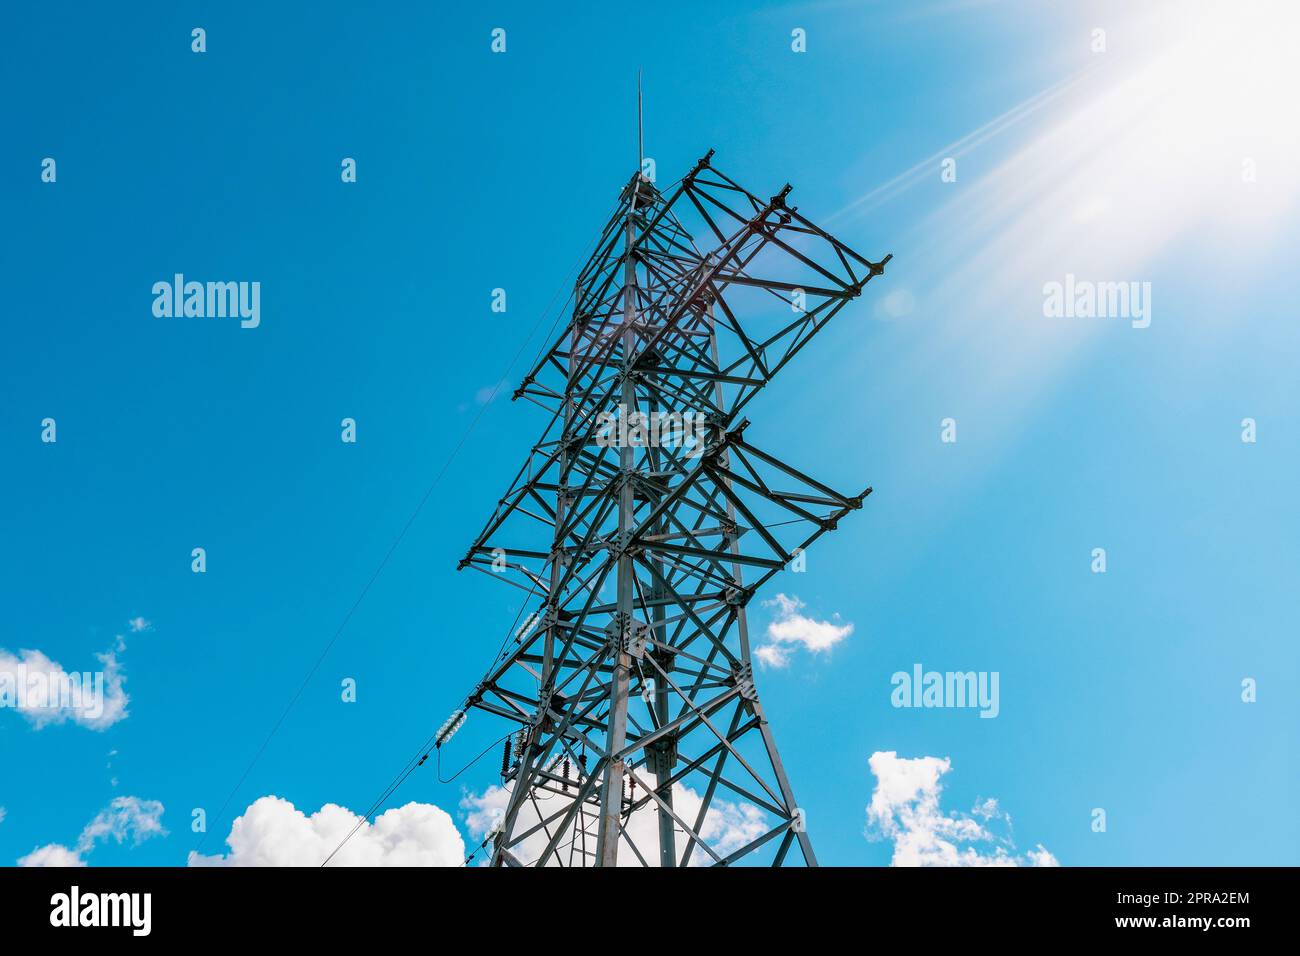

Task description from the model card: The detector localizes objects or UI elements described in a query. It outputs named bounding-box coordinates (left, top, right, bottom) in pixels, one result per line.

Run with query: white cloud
left=0, top=617, right=148, bottom=731
left=18, top=844, right=85, bottom=868
left=18, top=795, right=166, bottom=867
left=0, top=646, right=128, bottom=730
left=462, top=780, right=768, bottom=866
left=755, top=593, right=853, bottom=668
left=1025, top=843, right=1059, bottom=867
left=189, top=796, right=464, bottom=867
left=0, top=806, right=6, bottom=824
left=865, top=751, right=1057, bottom=867
left=78, top=796, right=167, bottom=849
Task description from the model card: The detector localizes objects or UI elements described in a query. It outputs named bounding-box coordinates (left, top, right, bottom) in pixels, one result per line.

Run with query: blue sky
left=2, top=0, right=1296, bottom=866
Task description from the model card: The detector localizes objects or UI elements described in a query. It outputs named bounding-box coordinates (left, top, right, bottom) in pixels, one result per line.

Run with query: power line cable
left=197, top=233, right=600, bottom=855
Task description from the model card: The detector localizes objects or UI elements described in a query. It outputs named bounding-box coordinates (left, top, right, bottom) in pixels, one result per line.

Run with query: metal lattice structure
left=454, top=150, right=889, bottom=866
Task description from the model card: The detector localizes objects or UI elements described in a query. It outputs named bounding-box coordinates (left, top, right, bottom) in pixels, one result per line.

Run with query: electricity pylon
left=453, top=151, right=889, bottom=866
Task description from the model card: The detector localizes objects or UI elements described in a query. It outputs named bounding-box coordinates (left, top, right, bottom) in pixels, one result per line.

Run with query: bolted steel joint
left=607, top=612, right=650, bottom=659
left=724, top=586, right=751, bottom=608
left=732, top=660, right=758, bottom=702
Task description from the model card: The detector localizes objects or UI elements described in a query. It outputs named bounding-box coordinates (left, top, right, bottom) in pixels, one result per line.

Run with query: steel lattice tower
left=454, top=150, right=889, bottom=866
